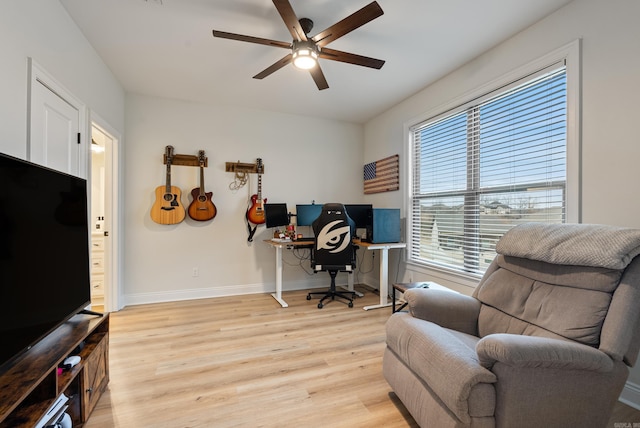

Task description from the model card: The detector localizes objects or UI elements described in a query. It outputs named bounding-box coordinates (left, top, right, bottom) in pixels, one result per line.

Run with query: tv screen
left=295, top=204, right=323, bottom=226
left=344, top=204, right=373, bottom=229
left=264, top=203, right=289, bottom=228
left=0, top=153, right=91, bottom=371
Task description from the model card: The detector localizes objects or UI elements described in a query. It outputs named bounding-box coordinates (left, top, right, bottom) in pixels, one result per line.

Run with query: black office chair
left=306, top=203, right=357, bottom=308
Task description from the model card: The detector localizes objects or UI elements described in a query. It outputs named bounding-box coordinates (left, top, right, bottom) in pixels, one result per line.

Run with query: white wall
left=363, top=0, right=640, bottom=405
left=123, top=94, right=367, bottom=304
left=0, top=1, right=125, bottom=159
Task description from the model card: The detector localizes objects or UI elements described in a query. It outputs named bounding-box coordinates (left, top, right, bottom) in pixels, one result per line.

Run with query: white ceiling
left=59, top=0, right=572, bottom=124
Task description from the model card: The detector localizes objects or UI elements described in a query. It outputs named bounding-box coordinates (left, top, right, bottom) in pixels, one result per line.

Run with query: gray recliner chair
left=383, top=223, right=640, bottom=427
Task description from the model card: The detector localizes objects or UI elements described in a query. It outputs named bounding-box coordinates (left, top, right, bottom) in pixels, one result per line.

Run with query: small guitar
left=246, top=158, right=266, bottom=225
left=150, top=145, right=186, bottom=225
left=188, top=150, right=217, bottom=221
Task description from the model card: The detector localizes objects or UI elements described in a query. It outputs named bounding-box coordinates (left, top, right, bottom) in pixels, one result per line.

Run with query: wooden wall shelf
left=163, top=153, right=208, bottom=167
left=225, top=161, right=264, bottom=174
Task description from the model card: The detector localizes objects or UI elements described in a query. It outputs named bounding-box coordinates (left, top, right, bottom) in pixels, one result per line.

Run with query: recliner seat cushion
left=386, top=313, right=496, bottom=423
left=476, top=258, right=616, bottom=346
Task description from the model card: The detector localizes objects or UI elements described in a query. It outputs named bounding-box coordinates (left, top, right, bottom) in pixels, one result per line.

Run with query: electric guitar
left=150, top=145, right=186, bottom=225
left=246, top=158, right=266, bottom=224
left=188, top=150, right=217, bottom=221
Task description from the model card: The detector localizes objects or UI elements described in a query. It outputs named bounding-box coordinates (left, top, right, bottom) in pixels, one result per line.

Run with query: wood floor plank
left=85, top=287, right=640, bottom=427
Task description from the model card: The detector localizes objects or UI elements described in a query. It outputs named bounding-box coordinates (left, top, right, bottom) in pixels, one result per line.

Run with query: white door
left=28, top=59, right=86, bottom=177
left=30, top=81, right=80, bottom=175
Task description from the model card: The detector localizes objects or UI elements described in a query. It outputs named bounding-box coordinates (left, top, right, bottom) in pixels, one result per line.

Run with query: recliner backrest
left=472, top=223, right=640, bottom=365
left=311, top=203, right=355, bottom=271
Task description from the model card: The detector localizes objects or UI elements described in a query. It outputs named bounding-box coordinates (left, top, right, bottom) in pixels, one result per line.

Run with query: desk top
left=264, top=239, right=406, bottom=249
left=264, top=239, right=313, bottom=248
left=356, top=240, right=406, bottom=250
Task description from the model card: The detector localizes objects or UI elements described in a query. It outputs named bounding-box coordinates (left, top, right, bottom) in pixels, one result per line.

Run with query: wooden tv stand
left=0, top=313, right=109, bottom=427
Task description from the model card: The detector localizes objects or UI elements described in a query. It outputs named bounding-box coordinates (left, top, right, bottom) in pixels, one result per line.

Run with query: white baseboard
left=620, top=380, right=640, bottom=411
left=123, top=278, right=347, bottom=307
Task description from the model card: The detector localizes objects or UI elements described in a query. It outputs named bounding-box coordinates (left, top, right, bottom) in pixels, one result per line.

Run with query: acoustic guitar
left=150, top=145, right=186, bottom=225
left=188, top=151, right=217, bottom=221
left=246, top=158, right=266, bottom=224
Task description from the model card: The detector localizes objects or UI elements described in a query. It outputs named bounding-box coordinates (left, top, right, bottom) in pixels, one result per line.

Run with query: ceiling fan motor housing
left=299, top=17, right=314, bottom=35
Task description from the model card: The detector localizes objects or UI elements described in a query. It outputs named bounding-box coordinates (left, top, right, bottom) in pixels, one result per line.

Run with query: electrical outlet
left=192, top=267, right=199, bottom=277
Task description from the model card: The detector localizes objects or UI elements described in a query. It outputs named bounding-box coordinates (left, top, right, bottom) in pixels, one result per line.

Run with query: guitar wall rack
left=163, top=149, right=208, bottom=167
left=225, top=161, right=265, bottom=174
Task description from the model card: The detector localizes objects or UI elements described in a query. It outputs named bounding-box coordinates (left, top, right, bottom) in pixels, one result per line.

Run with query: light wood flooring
left=86, top=287, right=640, bottom=428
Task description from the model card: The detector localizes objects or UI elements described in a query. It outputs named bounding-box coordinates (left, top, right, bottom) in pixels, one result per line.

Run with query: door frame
left=90, top=115, right=122, bottom=312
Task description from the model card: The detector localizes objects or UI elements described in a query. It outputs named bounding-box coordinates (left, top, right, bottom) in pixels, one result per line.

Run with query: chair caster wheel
left=318, top=303, right=323, bottom=309
left=306, top=295, right=311, bottom=300
left=348, top=302, right=354, bottom=308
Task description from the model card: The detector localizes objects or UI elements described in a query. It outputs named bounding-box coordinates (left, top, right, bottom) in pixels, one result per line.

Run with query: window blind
left=409, top=66, right=567, bottom=275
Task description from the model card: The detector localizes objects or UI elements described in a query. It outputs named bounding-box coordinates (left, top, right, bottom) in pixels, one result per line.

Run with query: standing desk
left=264, top=239, right=406, bottom=310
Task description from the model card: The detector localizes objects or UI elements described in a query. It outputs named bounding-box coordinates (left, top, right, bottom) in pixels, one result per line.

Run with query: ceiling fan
left=212, top=0, right=385, bottom=90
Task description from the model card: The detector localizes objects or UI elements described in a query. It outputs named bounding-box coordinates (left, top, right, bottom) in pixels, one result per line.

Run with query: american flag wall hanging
left=363, top=154, right=399, bottom=194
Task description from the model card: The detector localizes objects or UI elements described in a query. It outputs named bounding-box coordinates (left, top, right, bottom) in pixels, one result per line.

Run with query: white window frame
left=403, top=39, right=581, bottom=284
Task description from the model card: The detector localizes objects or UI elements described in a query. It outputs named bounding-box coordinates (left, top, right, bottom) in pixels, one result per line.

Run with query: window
left=409, top=64, right=569, bottom=277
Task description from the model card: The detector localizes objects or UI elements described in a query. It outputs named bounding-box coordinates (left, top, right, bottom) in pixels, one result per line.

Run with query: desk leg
left=270, top=245, right=288, bottom=308
left=363, top=247, right=392, bottom=311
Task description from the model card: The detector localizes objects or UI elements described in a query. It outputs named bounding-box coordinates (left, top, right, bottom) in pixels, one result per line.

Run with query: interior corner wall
left=0, top=1, right=125, bottom=159
left=363, top=0, right=640, bottom=406
left=123, top=93, right=365, bottom=305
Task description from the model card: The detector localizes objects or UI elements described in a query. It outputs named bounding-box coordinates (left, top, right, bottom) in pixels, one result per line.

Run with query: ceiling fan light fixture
left=292, top=41, right=318, bottom=70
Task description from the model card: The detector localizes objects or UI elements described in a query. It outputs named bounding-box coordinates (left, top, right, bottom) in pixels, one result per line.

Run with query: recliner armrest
left=404, top=289, right=481, bottom=336
left=476, top=334, right=614, bottom=372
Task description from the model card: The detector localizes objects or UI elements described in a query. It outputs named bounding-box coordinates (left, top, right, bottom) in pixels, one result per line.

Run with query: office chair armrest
left=404, top=289, right=481, bottom=336
left=476, top=334, right=614, bottom=372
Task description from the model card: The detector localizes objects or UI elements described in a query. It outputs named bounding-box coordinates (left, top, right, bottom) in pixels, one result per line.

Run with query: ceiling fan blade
left=319, top=47, right=385, bottom=69
left=309, top=65, right=329, bottom=90
left=272, top=0, right=307, bottom=42
left=253, top=54, right=293, bottom=80
left=212, top=30, right=291, bottom=49
left=312, top=1, right=383, bottom=47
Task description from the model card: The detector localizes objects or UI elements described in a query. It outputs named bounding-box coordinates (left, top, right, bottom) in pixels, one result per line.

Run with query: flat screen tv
left=0, top=152, right=92, bottom=372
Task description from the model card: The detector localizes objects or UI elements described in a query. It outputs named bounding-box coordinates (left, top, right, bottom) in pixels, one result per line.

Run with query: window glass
left=409, top=67, right=567, bottom=275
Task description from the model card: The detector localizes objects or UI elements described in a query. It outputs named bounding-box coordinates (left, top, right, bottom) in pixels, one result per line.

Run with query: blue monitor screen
left=295, top=204, right=323, bottom=226
left=344, top=204, right=373, bottom=229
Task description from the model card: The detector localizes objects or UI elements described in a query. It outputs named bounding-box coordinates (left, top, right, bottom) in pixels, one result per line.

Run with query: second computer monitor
left=344, top=204, right=373, bottom=229
left=264, top=203, right=289, bottom=228
left=295, top=204, right=323, bottom=227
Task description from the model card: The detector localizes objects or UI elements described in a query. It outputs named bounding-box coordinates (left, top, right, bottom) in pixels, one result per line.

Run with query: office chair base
left=306, top=292, right=355, bottom=308
left=307, top=271, right=356, bottom=308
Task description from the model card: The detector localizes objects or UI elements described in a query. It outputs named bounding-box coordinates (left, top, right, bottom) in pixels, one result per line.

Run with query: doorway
left=90, top=121, right=120, bottom=312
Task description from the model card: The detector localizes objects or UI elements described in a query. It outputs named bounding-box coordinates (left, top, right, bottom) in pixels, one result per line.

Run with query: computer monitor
left=295, top=204, right=323, bottom=226
left=344, top=204, right=373, bottom=229
left=264, top=203, right=289, bottom=228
